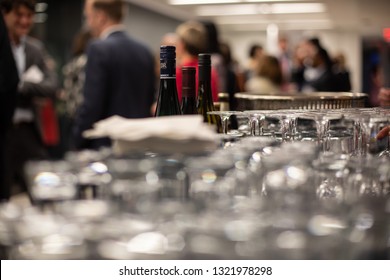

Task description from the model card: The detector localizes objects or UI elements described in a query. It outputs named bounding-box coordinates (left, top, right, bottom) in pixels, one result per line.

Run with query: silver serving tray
left=235, top=92, right=368, bottom=110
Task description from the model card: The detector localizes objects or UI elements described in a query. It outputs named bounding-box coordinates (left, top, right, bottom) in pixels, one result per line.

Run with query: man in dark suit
left=1, top=0, right=57, bottom=200
left=73, top=0, right=156, bottom=150
left=0, top=13, right=19, bottom=201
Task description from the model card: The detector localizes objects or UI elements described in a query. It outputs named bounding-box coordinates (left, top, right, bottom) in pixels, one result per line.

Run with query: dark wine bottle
left=181, top=66, right=197, bottom=115
left=196, top=54, right=219, bottom=127
left=155, top=45, right=182, bottom=117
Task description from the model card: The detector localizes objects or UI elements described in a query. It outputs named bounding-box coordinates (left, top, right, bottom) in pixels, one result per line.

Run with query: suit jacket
left=73, top=31, right=156, bottom=150
left=16, top=36, right=58, bottom=142
left=0, top=14, right=19, bottom=200
left=0, top=14, right=19, bottom=133
left=18, top=37, right=57, bottom=101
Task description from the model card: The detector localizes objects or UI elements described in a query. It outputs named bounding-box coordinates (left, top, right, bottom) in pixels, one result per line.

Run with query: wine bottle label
left=182, top=66, right=196, bottom=98
left=160, top=59, right=176, bottom=79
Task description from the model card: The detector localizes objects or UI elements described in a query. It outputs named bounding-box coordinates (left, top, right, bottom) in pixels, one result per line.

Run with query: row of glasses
left=208, top=108, right=390, bottom=158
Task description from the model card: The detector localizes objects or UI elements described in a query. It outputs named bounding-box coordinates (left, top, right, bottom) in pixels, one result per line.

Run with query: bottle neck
left=182, top=89, right=196, bottom=98
left=182, top=71, right=196, bottom=98
left=198, top=65, right=211, bottom=83
left=160, top=58, right=176, bottom=79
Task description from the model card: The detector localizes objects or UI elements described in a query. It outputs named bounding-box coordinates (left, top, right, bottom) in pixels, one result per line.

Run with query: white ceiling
left=127, top=0, right=390, bottom=36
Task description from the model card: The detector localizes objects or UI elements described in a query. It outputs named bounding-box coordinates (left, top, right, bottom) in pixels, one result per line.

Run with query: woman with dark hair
left=244, top=44, right=263, bottom=83
left=302, top=37, right=337, bottom=92
left=200, top=20, right=223, bottom=97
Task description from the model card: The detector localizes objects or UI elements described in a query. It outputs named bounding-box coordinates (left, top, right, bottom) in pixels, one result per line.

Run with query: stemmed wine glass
left=300, top=110, right=343, bottom=152
left=242, top=110, right=274, bottom=136
left=343, top=110, right=372, bottom=157
left=207, top=111, right=242, bottom=135
left=267, top=110, right=300, bottom=142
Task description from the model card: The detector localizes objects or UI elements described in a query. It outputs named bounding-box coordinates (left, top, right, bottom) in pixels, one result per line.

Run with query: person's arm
left=378, top=87, right=390, bottom=107
left=377, top=126, right=390, bottom=140
left=18, top=41, right=57, bottom=99
left=73, top=42, right=108, bottom=149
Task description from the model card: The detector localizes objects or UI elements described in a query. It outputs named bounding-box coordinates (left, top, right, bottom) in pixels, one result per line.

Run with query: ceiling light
left=169, top=0, right=308, bottom=4
left=245, top=0, right=309, bottom=2
left=216, top=18, right=332, bottom=25
left=270, top=3, right=326, bottom=14
left=196, top=3, right=326, bottom=16
left=169, top=0, right=240, bottom=5
left=230, top=22, right=334, bottom=31
left=197, top=4, right=258, bottom=15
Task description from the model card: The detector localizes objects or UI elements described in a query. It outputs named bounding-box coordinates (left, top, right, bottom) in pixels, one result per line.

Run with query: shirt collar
left=12, top=35, right=27, bottom=49
left=100, top=24, right=126, bottom=40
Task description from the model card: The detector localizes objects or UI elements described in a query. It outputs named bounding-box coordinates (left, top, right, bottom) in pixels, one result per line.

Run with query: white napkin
left=83, top=115, right=219, bottom=154
left=23, top=65, right=44, bottom=83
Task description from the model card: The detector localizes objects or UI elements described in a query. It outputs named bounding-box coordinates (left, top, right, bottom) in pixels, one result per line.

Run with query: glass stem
left=249, top=117, right=258, bottom=136
left=221, top=115, right=229, bottom=134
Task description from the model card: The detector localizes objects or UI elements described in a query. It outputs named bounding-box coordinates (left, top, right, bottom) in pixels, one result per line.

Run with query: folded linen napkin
left=83, top=115, right=219, bottom=154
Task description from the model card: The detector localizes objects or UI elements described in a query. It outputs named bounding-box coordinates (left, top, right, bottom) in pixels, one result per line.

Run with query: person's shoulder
left=105, top=32, right=149, bottom=50
left=87, top=37, right=109, bottom=54
left=25, top=36, right=44, bottom=51
left=246, top=76, right=278, bottom=94
left=126, top=34, right=152, bottom=51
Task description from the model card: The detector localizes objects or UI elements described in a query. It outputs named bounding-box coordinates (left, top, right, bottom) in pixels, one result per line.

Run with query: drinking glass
left=242, top=110, right=275, bottom=136
left=300, top=111, right=343, bottom=153
left=24, top=160, right=78, bottom=205
left=267, top=110, right=299, bottom=142
left=343, top=111, right=372, bottom=157
left=207, top=111, right=242, bottom=135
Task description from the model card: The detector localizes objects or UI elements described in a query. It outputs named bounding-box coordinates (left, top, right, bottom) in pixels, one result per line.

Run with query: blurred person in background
left=220, top=41, right=240, bottom=128
left=378, top=87, right=390, bottom=107
left=377, top=125, right=390, bottom=140
left=73, top=0, right=155, bottom=150
left=245, top=54, right=283, bottom=94
left=368, top=62, right=383, bottom=107
left=58, top=29, right=92, bottom=153
left=219, top=41, right=241, bottom=108
left=301, top=37, right=336, bottom=93
left=291, top=41, right=309, bottom=92
left=175, top=20, right=218, bottom=102
left=201, top=20, right=223, bottom=100
left=243, top=43, right=264, bottom=87
left=1, top=0, right=58, bottom=201
left=0, top=13, right=19, bottom=201
left=277, top=35, right=294, bottom=92
left=332, top=52, right=352, bottom=92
